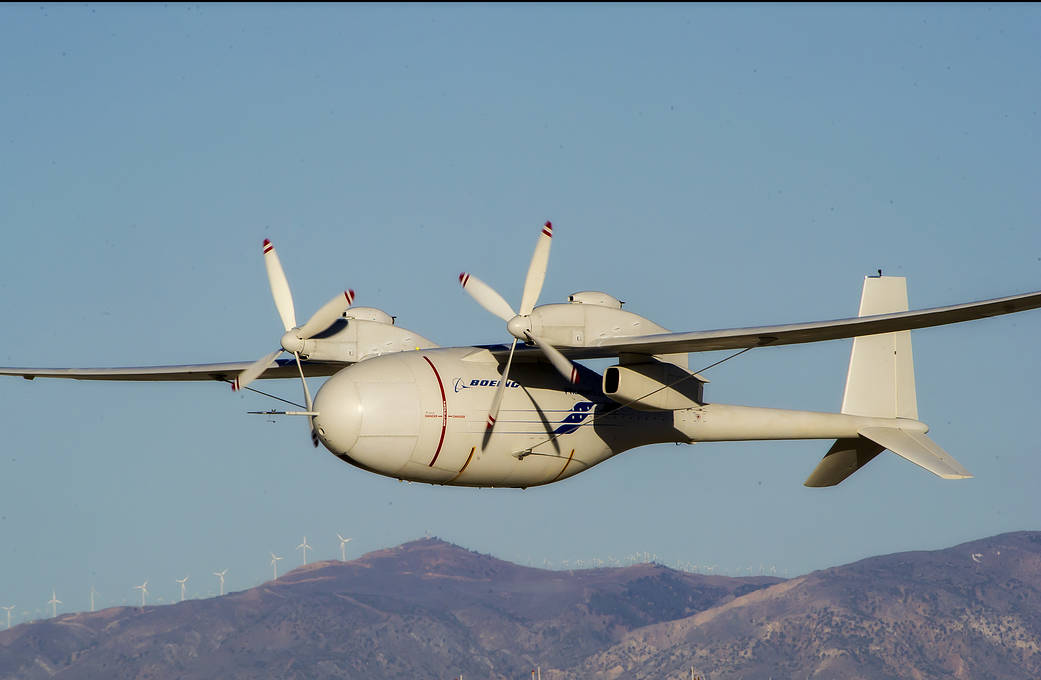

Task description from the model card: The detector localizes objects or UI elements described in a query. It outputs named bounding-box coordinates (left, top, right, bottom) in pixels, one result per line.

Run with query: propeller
left=235, top=239, right=354, bottom=446
left=459, top=221, right=579, bottom=431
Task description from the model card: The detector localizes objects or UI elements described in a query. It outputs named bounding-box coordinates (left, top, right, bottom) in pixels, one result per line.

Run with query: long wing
left=575, top=288, right=1041, bottom=358
left=477, top=287, right=1041, bottom=362
left=0, top=358, right=347, bottom=382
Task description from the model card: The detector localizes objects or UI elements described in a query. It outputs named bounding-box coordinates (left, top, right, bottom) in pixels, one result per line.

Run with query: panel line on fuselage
left=446, top=446, right=477, bottom=484
left=422, top=356, right=448, bottom=467
left=548, top=448, right=576, bottom=483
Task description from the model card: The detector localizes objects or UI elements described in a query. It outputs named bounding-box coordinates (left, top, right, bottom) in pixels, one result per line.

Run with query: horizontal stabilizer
left=860, top=426, right=972, bottom=480
left=804, top=437, right=885, bottom=487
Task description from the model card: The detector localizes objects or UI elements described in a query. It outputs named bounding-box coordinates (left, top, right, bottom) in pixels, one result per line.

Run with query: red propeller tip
left=345, top=290, right=355, bottom=305
left=459, top=272, right=470, bottom=286
left=542, top=221, right=553, bottom=237
left=263, top=239, right=273, bottom=253
left=231, top=378, right=239, bottom=391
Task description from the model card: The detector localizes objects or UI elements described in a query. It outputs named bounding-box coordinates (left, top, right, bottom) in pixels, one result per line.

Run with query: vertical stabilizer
left=841, top=276, right=918, bottom=419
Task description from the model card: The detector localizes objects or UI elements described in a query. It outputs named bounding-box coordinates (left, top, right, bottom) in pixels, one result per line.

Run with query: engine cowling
left=295, top=309, right=438, bottom=362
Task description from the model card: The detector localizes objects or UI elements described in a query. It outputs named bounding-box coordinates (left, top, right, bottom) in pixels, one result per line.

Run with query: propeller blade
left=263, top=239, right=297, bottom=332
left=519, top=221, right=553, bottom=316
left=528, top=333, right=580, bottom=384
left=486, top=338, right=518, bottom=430
left=459, top=272, right=516, bottom=322
left=234, top=348, right=284, bottom=391
left=297, top=290, right=354, bottom=339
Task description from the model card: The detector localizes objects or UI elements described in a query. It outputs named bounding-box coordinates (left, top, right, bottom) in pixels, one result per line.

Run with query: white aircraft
left=3, top=224, right=1041, bottom=489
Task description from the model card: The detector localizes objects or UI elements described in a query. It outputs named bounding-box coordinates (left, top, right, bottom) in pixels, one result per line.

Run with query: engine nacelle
left=524, top=294, right=668, bottom=348
left=602, top=361, right=707, bottom=411
left=296, top=309, right=438, bottom=362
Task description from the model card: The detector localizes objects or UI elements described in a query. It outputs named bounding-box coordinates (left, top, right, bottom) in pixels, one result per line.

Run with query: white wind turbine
left=270, top=553, right=283, bottom=580
left=89, top=585, right=98, bottom=612
left=47, top=589, right=61, bottom=618
left=214, top=569, right=228, bottom=596
left=2, top=605, right=14, bottom=629
left=337, top=534, right=352, bottom=561
left=133, top=580, right=149, bottom=607
left=297, top=536, right=312, bottom=565
left=175, top=576, right=189, bottom=602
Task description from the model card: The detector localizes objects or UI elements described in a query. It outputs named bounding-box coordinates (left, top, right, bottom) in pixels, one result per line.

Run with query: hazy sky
left=1, top=4, right=1039, bottom=621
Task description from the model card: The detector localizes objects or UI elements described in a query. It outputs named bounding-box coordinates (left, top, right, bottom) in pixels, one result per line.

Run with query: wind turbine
left=47, top=589, right=61, bottom=618
left=213, top=569, right=228, bottom=596
left=175, top=576, right=189, bottom=602
left=89, top=585, right=98, bottom=612
left=133, top=580, right=149, bottom=607
left=297, top=536, right=312, bottom=565
left=270, top=553, right=283, bottom=580
left=337, top=534, right=352, bottom=561
left=2, top=605, right=14, bottom=629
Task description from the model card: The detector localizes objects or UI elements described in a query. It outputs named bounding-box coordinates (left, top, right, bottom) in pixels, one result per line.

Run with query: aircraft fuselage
left=312, top=347, right=936, bottom=488
left=312, top=347, right=678, bottom=487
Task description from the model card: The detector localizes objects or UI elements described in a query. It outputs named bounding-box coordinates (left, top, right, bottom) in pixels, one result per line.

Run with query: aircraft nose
left=312, top=372, right=362, bottom=455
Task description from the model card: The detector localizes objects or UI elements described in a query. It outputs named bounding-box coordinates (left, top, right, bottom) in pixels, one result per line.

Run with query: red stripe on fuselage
left=423, top=356, right=448, bottom=467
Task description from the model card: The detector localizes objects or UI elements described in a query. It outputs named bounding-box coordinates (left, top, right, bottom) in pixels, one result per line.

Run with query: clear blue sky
left=1, top=4, right=1039, bottom=620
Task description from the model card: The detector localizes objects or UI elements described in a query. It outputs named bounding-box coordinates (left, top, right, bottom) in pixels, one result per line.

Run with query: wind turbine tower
left=2, top=605, right=14, bottom=629
left=271, top=553, right=284, bottom=580
left=337, top=534, right=352, bottom=561
left=297, top=536, right=312, bottom=565
left=214, top=569, right=228, bottom=596
left=175, top=576, right=189, bottom=602
left=47, top=589, right=61, bottom=618
left=133, top=580, right=149, bottom=607
left=89, top=585, right=97, bottom=612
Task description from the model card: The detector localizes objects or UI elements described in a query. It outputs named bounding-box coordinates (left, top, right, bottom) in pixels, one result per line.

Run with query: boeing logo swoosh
left=552, top=401, right=596, bottom=435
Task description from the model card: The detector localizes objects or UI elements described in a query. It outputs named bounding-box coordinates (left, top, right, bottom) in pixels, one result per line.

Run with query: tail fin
left=805, top=276, right=971, bottom=486
left=841, top=275, right=918, bottom=419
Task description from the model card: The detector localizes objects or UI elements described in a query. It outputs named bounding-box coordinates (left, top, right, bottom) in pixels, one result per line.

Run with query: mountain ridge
left=2, top=532, right=1040, bottom=679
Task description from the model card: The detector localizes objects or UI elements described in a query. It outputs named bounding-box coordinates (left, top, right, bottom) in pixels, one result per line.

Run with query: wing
left=557, top=287, right=1041, bottom=359
left=0, top=358, right=347, bottom=382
